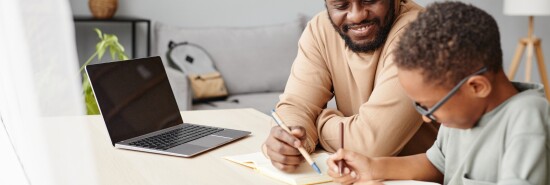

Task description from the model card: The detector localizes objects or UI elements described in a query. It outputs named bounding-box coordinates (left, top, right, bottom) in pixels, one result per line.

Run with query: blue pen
left=271, top=109, right=322, bottom=174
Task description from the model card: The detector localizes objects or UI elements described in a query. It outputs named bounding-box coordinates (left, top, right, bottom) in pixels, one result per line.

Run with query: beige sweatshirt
left=275, top=0, right=438, bottom=157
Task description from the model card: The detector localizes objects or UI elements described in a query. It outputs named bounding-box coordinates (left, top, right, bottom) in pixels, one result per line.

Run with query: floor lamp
left=504, top=0, right=550, bottom=100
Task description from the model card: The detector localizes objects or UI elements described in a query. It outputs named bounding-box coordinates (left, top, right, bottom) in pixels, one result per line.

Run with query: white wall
left=69, top=0, right=325, bottom=66
left=70, top=0, right=550, bottom=83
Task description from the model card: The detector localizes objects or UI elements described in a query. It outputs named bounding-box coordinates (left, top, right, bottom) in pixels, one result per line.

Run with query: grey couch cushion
left=154, top=20, right=303, bottom=95
left=191, top=92, right=281, bottom=115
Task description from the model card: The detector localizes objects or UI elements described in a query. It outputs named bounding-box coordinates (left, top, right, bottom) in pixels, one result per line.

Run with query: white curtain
left=0, top=0, right=98, bottom=184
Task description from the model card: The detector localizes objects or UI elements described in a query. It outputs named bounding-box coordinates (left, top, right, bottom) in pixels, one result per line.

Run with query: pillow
left=154, top=18, right=305, bottom=94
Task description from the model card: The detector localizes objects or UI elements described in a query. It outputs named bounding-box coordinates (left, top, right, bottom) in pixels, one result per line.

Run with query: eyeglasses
left=413, top=67, right=488, bottom=122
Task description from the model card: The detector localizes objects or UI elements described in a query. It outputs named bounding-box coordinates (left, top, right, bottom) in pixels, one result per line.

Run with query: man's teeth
left=351, top=25, right=369, bottom=31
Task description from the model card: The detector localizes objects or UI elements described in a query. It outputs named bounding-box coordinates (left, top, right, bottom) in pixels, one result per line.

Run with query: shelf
left=74, top=16, right=151, bottom=58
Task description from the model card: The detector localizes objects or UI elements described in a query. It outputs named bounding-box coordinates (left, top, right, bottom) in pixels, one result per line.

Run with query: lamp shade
left=504, top=0, right=550, bottom=16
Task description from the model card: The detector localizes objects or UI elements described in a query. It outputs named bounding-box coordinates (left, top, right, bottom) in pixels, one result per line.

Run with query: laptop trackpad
left=187, top=135, right=232, bottom=147
left=168, top=143, right=207, bottom=156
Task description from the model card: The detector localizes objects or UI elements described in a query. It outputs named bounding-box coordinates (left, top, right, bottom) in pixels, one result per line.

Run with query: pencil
left=270, top=110, right=322, bottom=174
left=338, top=122, right=344, bottom=176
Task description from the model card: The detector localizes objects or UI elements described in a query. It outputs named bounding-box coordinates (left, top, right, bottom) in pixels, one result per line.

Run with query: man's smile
left=346, top=23, right=376, bottom=38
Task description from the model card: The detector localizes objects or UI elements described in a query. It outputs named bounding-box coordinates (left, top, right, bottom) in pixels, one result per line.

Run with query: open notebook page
left=224, top=152, right=331, bottom=185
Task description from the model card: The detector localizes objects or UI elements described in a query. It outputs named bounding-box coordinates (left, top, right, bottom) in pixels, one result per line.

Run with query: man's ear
left=466, top=76, right=491, bottom=98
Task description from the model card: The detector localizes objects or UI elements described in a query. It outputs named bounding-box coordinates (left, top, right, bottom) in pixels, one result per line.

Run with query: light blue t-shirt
left=426, top=82, right=550, bottom=185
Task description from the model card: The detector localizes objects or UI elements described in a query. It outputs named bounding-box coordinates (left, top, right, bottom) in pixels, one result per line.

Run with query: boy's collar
left=511, top=81, right=545, bottom=93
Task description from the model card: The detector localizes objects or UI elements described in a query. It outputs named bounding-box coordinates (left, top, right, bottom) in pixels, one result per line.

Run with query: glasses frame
left=413, top=67, right=488, bottom=122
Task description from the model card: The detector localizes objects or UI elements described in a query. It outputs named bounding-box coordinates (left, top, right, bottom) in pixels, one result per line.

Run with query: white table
left=42, top=108, right=335, bottom=185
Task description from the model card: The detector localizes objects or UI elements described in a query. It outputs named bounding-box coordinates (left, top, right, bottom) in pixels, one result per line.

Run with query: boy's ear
left=466, top=76, right=491, bottom=98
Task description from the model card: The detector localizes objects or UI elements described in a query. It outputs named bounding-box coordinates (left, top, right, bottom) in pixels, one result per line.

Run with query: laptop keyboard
left=128, top=124, right=224, bottom=151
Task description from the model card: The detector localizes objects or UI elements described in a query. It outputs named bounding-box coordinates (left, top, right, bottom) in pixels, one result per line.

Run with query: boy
left=326, top=2, right=549, bottom=185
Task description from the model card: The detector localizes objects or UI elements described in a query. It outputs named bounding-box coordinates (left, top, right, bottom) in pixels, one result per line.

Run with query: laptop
left=85, top=56, right=251, bottom=157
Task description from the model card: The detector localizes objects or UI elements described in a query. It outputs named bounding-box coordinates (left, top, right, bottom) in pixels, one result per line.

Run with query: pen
left=338, top=122, right=344, bottom=176
left=270, top=109, right=322, bottom=174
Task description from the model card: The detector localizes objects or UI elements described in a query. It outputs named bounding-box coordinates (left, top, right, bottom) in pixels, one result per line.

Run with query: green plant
left=80, top=28, right=129, bottom=115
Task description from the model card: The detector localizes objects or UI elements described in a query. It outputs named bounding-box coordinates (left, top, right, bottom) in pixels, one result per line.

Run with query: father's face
left=326, top=0, right=394, bottom=53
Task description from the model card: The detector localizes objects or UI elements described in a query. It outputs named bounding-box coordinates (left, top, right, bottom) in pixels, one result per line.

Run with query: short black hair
left=394, top=1, right=502, bottom=88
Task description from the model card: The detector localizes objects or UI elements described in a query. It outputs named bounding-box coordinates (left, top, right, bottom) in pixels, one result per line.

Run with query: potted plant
left=80, top=28, right=128, bottom=114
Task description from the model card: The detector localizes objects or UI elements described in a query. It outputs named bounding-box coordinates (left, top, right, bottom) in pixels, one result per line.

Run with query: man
left=263, top=0, right=439, bottom=172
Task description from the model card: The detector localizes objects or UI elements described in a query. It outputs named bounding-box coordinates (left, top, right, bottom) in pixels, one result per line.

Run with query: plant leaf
left=82, top=73, right=99, bottom=115
left=85, top=92, right=100, bottom=115
left=94, top=28, right=103, bottom=40
left=95, top=40, right=105, bottom=52
left=104, top=34, right=115, bottom=43
left=82, top=28, right=129, bottom=114
left=110, top=34, right=119, bottom=43
left=79, top=51, right=98, bottom=73
left=110, top=46, right=116, bottom=60
left=96, top=41, right=106, bottom=60
left=115, top=42, right=125, bottom=52
left=118, top=53, right=127, bottom=60
left=82, top=73, right=90, bottom=88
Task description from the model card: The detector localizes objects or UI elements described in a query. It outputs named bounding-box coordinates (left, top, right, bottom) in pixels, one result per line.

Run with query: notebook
left=224, top=152, right=332, bottom=185
left=225, top=152, right=441, bottom=185
left=85, top=56, right=251, bottom=157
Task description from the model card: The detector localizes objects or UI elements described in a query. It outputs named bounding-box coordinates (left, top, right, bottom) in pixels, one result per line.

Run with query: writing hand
left=327, top=149, right=376, bottom=184
left=263, top=126, right=307, bottom=172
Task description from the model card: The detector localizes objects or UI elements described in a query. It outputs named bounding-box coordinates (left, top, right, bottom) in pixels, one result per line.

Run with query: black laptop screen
left=86, top=56, right=183, bottom=145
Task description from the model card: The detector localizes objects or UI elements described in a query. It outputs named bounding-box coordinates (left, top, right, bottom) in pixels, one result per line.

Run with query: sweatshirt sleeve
left=275, top=15, right=335, bottom=153
left=498, top=101, right=549, bottom=185
left=315, top=42, right=424, bottom=157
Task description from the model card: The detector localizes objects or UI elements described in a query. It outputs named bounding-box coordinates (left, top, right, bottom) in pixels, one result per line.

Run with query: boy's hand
left=327, top=149, right=377, bottom=184
left=263, top=126, right=306, bottom=172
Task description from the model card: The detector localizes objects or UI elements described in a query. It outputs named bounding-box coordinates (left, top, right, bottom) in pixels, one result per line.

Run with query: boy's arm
left=327, top=150, right=443, bottom=184
left=497, top=103, right=549, bottom=184
left=498, top=133, right=547, bottom=184
left=374, top=153, right=443, bottom=183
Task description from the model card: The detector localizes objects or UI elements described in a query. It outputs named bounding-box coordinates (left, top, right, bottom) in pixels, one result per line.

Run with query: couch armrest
left=165, top=66, right=192, bottom=111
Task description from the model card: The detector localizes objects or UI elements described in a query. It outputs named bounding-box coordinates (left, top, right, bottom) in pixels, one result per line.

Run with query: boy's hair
left=394, top=2, right=502, bottom=88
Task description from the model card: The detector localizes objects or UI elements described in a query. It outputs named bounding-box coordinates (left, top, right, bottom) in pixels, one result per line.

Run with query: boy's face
left=397, top=69, right=487, bottom=129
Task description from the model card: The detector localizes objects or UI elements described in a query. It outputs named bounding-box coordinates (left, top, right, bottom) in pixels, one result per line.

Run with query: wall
left=70, top=0, right=325, bottom=66
left=70, top=0, right=550, bottom=83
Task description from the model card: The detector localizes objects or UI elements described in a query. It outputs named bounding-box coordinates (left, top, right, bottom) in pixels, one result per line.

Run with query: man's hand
left=327, top=149, right=376, bottom=184
left=263, top=126, right=307, bottom=172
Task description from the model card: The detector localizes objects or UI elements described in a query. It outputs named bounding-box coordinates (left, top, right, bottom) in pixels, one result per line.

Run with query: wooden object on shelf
left=89, top=0, right=118, bottom=19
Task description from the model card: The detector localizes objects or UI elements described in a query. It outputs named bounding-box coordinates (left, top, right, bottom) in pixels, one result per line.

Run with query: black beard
left=328, top=3, right=395, bottom=53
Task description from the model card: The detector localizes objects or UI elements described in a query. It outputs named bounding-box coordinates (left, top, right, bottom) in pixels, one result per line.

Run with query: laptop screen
left=86, top=56, right=183, bottom=145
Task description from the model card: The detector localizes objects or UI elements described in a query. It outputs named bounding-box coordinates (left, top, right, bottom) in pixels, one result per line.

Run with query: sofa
left=154, top=17, right=308, bottom=114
